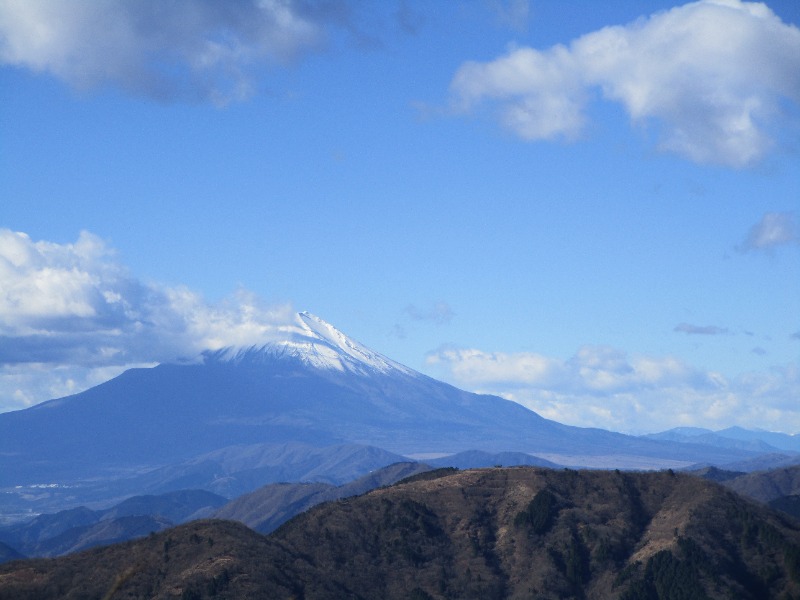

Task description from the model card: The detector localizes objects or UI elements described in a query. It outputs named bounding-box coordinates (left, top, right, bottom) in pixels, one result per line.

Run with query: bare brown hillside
left=1, top=467, right=800, bottom=599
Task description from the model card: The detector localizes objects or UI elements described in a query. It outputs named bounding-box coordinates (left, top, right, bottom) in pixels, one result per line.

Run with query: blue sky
left=1, top=0, right=799, bottom=434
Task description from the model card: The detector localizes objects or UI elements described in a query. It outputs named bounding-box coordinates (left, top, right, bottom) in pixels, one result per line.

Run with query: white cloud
left=738, top=211, right=799, bottom=251
left=0, top=362, right=140, bottom=412
left=451, top=44, right=586, bottom=141
left=0, top=229, right=295, bottom=411
left=0, top=0, right=340, bottom=103
left=426, top=344, right=800, bottom=434
left=426, top=347, right=565, bottom=388
left=450, top=0, right=800, bottom=167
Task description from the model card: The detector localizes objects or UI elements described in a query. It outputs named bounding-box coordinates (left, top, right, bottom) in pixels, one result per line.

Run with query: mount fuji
left=0, top=312, right=768, bottom=513
left=208, top=311, right=417, bottom=377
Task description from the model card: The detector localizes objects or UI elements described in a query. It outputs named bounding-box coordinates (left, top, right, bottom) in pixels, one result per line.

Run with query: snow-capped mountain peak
left=205, top=312, right=416, bottom=377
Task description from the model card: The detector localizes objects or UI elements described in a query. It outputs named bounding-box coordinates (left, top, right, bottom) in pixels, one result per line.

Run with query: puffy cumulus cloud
left=426, top=344, right=798, bottom=433
left=0, top=0, right=351, bottom=103
left=738, top=211, right=799, bottom=252
left=426, top=347, right=565, bottom=390
left=0, top=229, right=295, bottom=411
left=449, top=0, right=800, bottom=167
left=451, top=44, right=586, bottom=140
left=428, top=344, right=713, bottom=396
left=0, top=229, right=130, bottom=336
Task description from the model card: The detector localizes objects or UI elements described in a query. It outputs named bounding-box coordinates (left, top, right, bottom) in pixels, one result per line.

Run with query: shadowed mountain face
left=213, top=461, right=431, bottom=534
left=711, top=464, right=800, bottom=521
left=0, top=314, right=764, bottom=494
left=1, top=468, right=799, bottom=599
left=0, top=541, right=23, bottom=564
left=724, top=464, right=800, bottom=503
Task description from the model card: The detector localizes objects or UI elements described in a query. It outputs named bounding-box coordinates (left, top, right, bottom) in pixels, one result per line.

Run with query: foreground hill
left=2, top=467, right=800, bottom=599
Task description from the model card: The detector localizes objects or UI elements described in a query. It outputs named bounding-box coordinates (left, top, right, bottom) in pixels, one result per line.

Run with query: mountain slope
left=213, top=461, right=431, bottom=533
left=0, top=313, right=766, bottom=495
left=0, top=312, right=560, bottom=483
left=0, top=541, right=24, bottom=565
left=0, top=442, right=421, bottom=521
left=2, top=468, right=800, bottom=599
left=725, top=464, right=800, bottom=503
left=124, top=442, right=412, bottom=498
left=271, top=467, right=800, bottom=599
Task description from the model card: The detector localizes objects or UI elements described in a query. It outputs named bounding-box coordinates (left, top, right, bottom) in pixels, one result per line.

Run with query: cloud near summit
left=0, top=229, right=294, bottom=410
left=449, top=0, right=800, bottom=167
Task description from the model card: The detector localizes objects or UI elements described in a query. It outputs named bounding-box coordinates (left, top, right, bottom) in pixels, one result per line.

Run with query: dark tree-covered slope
left=2, top=467, right=800, bottom=599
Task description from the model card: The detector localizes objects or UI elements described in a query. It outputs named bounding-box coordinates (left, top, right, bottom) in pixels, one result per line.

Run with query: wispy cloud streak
left=674, top=323, right=730, bottom=336
left=404, top=301, right=454, bottom=325
left=738, top=212, right=799, bottom=252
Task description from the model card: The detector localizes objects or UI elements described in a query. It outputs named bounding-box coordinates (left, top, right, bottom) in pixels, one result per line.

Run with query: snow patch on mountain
left=203, top=312, right=417, bottom=377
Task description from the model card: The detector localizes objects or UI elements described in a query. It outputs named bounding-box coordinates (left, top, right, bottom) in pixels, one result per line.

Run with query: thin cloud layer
left=674, top=323, right=730, bottom=335
left=738, top=211, right=799, bottom=252
left=0, top=229, right=294, bottom=410
left=488, top=0, right=531, bottom=32
left=404, top=301, right=454, bottom=325
left=450, top=0, right=800, bottom=167
left=427, top=345, right=799, bottom=433
left=0, top=0, right=345, bottom=103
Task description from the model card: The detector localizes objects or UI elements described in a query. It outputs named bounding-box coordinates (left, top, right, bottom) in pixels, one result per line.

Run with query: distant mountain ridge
left=426, top=450, right=559, bottom=470
left=0, top=489, right=226, bottom=560
left=644, top=425, right=800, bottom=454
